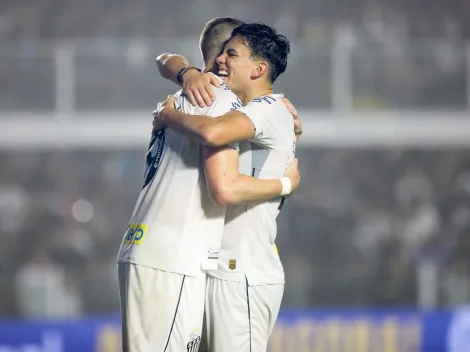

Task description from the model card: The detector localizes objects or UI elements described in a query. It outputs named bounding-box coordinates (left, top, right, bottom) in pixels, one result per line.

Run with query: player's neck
left=237, top=84, right=273, bottom=105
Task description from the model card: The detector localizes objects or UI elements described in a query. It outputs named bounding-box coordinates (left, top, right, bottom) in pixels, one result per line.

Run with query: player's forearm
left=162, top=109, right=255, bottom=147
left=212, top=175, right=283, bottom=206
left=156, top=53, right=191, bottom=85
left=161, top=109, right=226, bottom=146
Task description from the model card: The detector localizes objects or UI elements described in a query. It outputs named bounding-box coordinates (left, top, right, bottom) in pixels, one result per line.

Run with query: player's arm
left=154, top=95, right=255, bottom=147
left=203, top=146, right=299, bottom=206
left=281, top=97, right=303, bottom=143
left=156, top=53, right=190, bottom=85
left=156, top=53, right=220, bottom=107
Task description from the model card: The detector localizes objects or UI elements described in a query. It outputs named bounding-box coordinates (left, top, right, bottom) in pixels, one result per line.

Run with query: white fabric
left=280, top=177, right=292, bottom=196
left=208, top=95, right=296, bottom=285
left=203, top=276, right=284, bottom=352
left=117, top=80, right=240, bottom=277
left=118, top=263, right=206, bottom=352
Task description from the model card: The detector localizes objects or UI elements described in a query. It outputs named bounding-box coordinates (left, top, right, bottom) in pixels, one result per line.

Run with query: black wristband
left=176, top=66, right=201, bottom=84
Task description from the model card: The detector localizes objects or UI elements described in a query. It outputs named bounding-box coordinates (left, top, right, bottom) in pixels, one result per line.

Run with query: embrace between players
left=116, top=17, right=303, bottom=352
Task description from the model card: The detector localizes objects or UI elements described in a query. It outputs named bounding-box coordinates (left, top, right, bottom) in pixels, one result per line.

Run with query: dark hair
left=199, top=17, right=245, bottom=64
left=231, top=23, right=290, bottom=83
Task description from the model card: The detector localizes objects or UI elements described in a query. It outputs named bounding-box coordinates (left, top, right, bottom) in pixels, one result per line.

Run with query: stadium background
left=1, top=0, right=470, bottom=350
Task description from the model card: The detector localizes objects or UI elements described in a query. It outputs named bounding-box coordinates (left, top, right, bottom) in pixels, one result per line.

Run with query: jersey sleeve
left=204, top=91, right=240, bottom=152
left=236, top=96, right=279, bottom=148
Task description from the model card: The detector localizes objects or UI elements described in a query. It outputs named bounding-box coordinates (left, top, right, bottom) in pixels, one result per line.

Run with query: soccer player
left=116, top=18, right=300, bottom=352
left=154, top=23, right=296, bottom=351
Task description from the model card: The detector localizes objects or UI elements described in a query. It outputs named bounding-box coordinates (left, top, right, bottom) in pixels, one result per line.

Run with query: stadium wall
left=2, top=111, right=470, bottom=150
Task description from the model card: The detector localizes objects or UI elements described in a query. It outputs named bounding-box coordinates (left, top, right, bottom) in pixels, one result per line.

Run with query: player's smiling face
left=216, top=36, right=258, bottom=94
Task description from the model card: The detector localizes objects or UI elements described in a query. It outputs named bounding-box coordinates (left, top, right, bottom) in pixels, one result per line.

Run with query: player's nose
left=216, top=51, right=226, bottom=65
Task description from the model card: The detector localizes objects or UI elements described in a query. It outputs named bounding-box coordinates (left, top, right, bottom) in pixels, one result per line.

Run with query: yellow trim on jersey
left=123, top=224, right=148, bottom=245
left=274, top=244, right=279, bottom=256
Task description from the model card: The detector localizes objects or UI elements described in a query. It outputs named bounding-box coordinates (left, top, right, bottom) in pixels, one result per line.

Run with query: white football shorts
left=118, top=263, right=205, bottom=352
left=203, top=275, right=284, bottom=352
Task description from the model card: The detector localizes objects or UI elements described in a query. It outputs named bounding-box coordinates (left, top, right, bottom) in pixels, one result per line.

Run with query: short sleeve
left=236, top=96, right=279, bottom=148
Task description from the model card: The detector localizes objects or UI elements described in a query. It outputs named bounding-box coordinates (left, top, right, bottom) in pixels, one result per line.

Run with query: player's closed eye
left=227, top=49, right=238, bottom=57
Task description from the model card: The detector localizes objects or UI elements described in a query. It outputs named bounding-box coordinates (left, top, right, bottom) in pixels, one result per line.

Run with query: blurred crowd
left=282, top=148, right=470, bottom=308
left=1, top=0, right=470, bottom=111
left=1, top=0, right=469, bottom=40
left=0, top=148, right=469, bottom=318
left=0, top=151, right=142, bottom=318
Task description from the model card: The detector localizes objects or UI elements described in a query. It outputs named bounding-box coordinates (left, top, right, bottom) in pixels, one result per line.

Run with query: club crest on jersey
left=186, top=333, right=201, bottom=352
left=229, top=259, right=237, bottom=270
left=123, top=224, right=148, bottom=245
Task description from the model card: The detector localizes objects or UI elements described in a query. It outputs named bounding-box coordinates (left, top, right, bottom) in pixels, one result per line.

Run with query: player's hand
left=182, top=70, right=221, bottom=107
left=281, top=97, right=302, bottom=142
left=284, top=158, right=300, bottom=194
left=152, top=96, right=175, bottom=133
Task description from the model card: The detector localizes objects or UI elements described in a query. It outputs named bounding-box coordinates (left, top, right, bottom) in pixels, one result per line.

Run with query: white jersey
left=208, top=95, right=296, bottom=285
left=117, top=80, right=240, bottom=277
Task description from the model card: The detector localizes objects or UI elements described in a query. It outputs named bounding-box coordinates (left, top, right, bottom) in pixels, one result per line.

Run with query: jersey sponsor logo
left=229, top=259, right=237, bottom=270
left=143, top=129, right=166, bottom=189
left=186, top=333, right=201, bottom=352
left=123, top=223, right=148, bottom=245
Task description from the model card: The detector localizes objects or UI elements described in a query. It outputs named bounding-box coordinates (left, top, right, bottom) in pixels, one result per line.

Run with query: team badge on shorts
left=229, top=259, right=237, bottom=270
left=186, top=333, right=201, bottom=352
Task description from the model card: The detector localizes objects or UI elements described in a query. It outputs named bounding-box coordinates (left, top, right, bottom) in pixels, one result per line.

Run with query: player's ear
left=251, top=60, right=269, bottom=80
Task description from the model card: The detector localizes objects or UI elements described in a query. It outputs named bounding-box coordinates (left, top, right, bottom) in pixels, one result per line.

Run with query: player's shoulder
left=173, top=89, right=210, bottom=115
left=172, top=89, right=187, bottom=107
left=206, top=82, right=242, bottom=115
left=248, top=94, right=284, bottom=108
left=213, top=82, right=239, bottom=103
left=250, top=95, right=280, bottom=105
left=175, top=82, right=241, bottom=116
left=245, top=94, right=290, bottom=116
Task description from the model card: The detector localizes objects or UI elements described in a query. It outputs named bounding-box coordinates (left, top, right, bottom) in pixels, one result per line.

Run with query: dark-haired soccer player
left=155, top=22, right=296, bottom=351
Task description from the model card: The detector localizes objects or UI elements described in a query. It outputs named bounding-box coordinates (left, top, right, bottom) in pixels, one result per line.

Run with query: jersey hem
left=207, top=271, right=285, bottom=286
left=116, top=258, right=204, bottom=277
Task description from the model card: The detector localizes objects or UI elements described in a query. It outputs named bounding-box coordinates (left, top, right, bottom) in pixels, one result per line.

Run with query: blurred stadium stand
left=1, top=0, right=470, bottom=112
left=1, top=148, right=470, bottom=318
left=1, top=0, right=470, bottom=351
